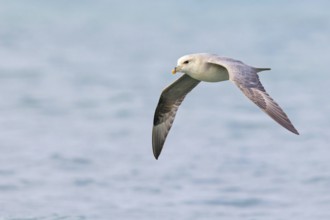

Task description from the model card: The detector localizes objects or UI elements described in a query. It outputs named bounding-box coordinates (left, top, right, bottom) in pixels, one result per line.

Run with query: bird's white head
left=171, top=53, right=229, bottom=82
left=172, top=54, right=200, bottom=75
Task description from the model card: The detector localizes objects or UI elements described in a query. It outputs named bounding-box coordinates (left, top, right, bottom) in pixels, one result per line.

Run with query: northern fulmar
left=152, top=53, right=299, bottom=159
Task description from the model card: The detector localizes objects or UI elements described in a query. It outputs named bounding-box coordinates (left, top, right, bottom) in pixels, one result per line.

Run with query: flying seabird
left=152, top=53, right=299, bottom=159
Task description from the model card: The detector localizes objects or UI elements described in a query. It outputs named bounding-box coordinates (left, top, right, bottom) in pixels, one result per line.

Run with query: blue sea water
left=0, top=1, right=329, bottom=219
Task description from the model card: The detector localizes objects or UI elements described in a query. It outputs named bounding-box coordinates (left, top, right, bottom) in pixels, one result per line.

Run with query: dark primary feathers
left=152, top=74, right=200, bottom=159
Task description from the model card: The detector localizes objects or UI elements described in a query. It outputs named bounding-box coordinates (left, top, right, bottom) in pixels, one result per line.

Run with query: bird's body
left=152, top=53, right=299, bottom=159
left=176, top=53, right=230, bottom=82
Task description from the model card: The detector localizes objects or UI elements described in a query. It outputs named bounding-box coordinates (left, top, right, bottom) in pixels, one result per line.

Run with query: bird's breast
left=189, top=63, right=229, bottom=82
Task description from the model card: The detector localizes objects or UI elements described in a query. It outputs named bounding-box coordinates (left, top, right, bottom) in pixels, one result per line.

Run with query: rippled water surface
left=0, top=1, right=329, bottom=219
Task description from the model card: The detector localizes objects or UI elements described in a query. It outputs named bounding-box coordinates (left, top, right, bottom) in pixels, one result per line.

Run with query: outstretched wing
left=208, top=55, right=298, bottom=135
left=232, top=68, right=299, bottom=135
left=152, top=74, right=200, bottom=159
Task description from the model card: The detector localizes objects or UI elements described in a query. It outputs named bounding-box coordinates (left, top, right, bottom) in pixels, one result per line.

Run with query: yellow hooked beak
left=171, top=67, right=177, bottom=74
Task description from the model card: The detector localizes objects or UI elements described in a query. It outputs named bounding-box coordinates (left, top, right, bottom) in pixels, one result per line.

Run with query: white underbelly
left=191, top=63, right=229, bottom=82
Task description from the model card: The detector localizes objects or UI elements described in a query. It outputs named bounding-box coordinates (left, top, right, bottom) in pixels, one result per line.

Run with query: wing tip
left=278, top=116, right=299, bottom=135
left=152, top=127, right=164, bottom=160
left=152, top=144, right=161, bottom=160
left=289, top=127, right=299, bottom=135
left=273, top=116, right=300, bottom=136
left=154, top=153, right=160, bottom=160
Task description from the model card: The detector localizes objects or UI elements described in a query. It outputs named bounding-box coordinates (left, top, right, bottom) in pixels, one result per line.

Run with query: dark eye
left=183, top=60, right=189, bottom=64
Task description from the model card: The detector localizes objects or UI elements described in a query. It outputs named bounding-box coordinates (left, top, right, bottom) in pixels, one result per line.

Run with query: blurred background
left=0, top=1, right=329, bottom=219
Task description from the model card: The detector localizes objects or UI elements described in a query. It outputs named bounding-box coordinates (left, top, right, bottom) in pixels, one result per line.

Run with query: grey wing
left=152, top=74, right=200, bottom=159
left=233, top=69, right=299, bottom=135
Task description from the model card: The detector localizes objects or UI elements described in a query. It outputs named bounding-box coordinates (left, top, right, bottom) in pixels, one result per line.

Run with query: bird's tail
left=255, top=67, right=271, bottom=73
